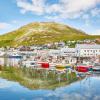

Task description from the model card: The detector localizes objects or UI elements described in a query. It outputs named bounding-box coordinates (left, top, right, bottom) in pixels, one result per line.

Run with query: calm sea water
left=0, top=58, right=100, bottom=100
left=0, top=74, right=100, bottom=100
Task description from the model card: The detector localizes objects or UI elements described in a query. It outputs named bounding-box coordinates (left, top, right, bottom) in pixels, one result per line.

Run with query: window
left=84, top=50, right=86, bottom=52
left=87, top=50, right=89, bottom=52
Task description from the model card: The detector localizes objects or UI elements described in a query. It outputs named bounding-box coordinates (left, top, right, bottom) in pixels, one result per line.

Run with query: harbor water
left=0, top=74, right=100, bottom=100
left=0, top=57, right=100, bottom=100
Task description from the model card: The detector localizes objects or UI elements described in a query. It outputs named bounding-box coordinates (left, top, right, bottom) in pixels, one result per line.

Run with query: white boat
left=8, top=53, right=22, bottom=58
left=93, top=63, right=100, bottom=72
left=22, top=60, right=38, bottom=68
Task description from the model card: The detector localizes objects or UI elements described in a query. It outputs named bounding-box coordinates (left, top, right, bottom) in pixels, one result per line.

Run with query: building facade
left=75, top=44, right=100, bottom=57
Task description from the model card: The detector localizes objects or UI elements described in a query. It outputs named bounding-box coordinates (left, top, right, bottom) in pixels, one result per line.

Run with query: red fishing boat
left=76, top=64, right=93, bottom=72
left=38, top=62, right=49, bottom=68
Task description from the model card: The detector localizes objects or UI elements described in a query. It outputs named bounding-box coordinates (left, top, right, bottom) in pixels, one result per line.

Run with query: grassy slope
left=0, top=22, right=100, bottom=47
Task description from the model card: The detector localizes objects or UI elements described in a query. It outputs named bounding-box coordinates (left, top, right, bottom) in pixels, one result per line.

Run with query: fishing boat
left=65, top=64, right=72, bottom=69
left=8, top=53, right=22, bottom=58
left=93, top=63, right=100, bottom=72
left=38, top=62, right=50, bottom=69
left=56, top=65, right=66, bottom=71
left=49, top=63, right=56, bottom=70
left=22, top=60, right=38, bottom=68
left=76, top=64, right=93, bottom=73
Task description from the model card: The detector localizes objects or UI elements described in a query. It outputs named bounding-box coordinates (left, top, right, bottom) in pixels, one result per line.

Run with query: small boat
left=93, top=63, right=100, bottom=72
left=65, top=64, right=72, bottom=69
left=22, top=60, right=38, bottom=68
left=8, top=53, right=22, bottom=58
left=38, top=62, right=50, bottom=69
left=49, top=63, right=56, bottom=70
left=76, top=64, right=93, bottom=73
left=56, top=65, right=66, bottom=71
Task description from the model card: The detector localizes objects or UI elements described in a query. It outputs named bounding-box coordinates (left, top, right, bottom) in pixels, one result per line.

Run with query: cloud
left=16, top=0, right=100, bottom=19
left=11, top=20, right=21, bottom=24
left=94, top=29, right=100, bottom=35
left=0, top=22, right=11, bottom=29
left=0, top=79, right=13, bottom=88
left=82, top=14, right=91, bottom=27
left=94, top=96, right=100, bottom=100
left=91, top=8, right=100, bottom=17
left=12, top=20, right=18, bottom=24
left=61, top=93, right=86, bottom=100
left=16, top=0, right=45, bottom=15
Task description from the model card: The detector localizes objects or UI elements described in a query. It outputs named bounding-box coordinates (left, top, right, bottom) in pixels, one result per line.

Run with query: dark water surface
left=0, top=74, right=100, bottom=100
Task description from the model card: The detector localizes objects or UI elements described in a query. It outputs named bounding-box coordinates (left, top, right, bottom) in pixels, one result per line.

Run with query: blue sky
left=0, top=0, right=100, bottom=35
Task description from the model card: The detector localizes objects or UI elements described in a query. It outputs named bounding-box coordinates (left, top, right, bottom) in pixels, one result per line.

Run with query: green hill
left=0, top=22, right=100, bottom=47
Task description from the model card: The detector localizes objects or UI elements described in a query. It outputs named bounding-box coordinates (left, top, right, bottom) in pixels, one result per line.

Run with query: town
left=0, top=39, right=100, bottom=73
left=1, top=0, right=100, bottom=99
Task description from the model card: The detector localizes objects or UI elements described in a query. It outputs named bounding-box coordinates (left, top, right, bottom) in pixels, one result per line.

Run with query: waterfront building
left=49, top=49, right=60, bottom=56
left=75, top=44, right=100, bottom=57
left=60, top=47, right=75, bottom=57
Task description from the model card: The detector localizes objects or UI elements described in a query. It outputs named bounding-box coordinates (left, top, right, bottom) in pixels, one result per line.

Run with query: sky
left=0, top=0, right=100, bottom=35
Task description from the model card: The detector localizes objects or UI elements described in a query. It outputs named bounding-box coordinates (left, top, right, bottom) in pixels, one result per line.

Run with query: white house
left=49, top=49, right=60, bottom=56
left=60, top=47, right=75, bottom=57
left=75, top=44, right=100, bottom=57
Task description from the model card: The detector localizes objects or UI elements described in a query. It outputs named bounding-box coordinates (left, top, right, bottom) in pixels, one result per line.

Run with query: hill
left=0, top=22, right=100, bottom=47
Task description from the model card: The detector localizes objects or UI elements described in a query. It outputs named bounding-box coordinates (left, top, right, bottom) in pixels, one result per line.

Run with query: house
left=49, top=49, right=60, bottom=56
left=60, top=46, right=75, bottom=57
left=75, top=44, right=100, bottom=57
left=58, top=41, right=65, bottom=47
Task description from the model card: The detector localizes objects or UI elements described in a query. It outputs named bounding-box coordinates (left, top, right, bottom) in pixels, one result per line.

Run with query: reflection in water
left=0, top=58, right=100, bottom=100
left=0, top=74, right=100, bottom=100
